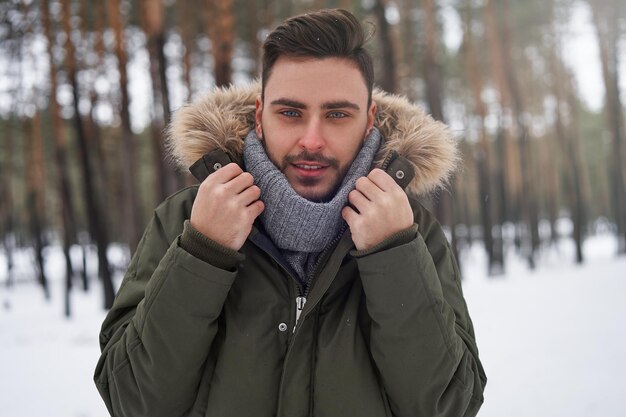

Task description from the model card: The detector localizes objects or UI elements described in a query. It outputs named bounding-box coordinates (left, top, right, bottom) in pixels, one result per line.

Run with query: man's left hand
left=342, top=168, right=414, bottom=251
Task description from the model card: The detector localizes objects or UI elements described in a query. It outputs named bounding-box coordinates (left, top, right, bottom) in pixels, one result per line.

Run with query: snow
left=461, top=233, right=626, bottom=417
left=1, top=233, right=625, bottom=417
left=1, top=245, right=110, bottom=417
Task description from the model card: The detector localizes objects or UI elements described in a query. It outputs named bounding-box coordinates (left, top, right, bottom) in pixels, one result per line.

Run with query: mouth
left=294, top=163, right=325, bottom=170
left=291, top=162, right=329, bottom=177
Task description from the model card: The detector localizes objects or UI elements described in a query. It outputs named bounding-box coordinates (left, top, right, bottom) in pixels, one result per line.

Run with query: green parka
left=94, top=83, right=486, bottom=417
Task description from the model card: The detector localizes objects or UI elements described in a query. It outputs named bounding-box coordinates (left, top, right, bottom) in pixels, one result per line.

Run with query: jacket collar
left=166, top=81, right=458, bottom=196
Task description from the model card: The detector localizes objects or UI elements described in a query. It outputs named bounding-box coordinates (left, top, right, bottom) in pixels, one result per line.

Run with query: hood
left=166, top=81, right=458, bottom=196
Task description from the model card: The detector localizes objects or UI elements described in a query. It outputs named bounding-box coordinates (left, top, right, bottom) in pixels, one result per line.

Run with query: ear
left=365, top=100, right=377, bottom=136
left=255, top=95, right=263, bottom=138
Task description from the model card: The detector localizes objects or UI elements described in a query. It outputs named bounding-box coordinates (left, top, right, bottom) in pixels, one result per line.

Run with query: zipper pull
left=293, top=296, right=307, bottom=332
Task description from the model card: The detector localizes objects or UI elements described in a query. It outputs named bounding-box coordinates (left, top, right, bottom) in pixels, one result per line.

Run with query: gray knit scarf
left=243, top=128, right=382, bottom=283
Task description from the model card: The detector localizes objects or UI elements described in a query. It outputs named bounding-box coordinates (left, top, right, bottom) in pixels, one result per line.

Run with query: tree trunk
left=42, top=0, right=79, bottom=313
left=181, top=0, right=196, bottom=101
left=567, top=71, right=593, bottom=232
left=420, top=0, right=446, bottom=227
left=1, top=121, right=15, bottom=288
left=24, top=115, right=50, bottom=300
left=543, top=134, right=560, bottom=245
left=548, top=23, right=586, bottom=263
left=86, top=0, right=120, bottom=290
left=462, top=0, right=504, bottom=275
left=245, top=0, right=261, bottom=78
left=590, top=0, right=626, bottom=254
left=494, top=126, right=510, bottom=229
left=421, top=0, right=444, bottom=121
left=487, top=0, right=539, bottom=268
left=179, top=0, right=200, bottom=188
left=89, top=0, right=116, bottom=215
left=141, top=0, right=180, bottom=202
left=61, top=0, right=115, bottom=309
left=399, top=0, right=418, bottom=100
left=483, top=0, right=516, bottom=228
left=107, top=0, right=143, bottom=254
left=207, top=0, right=235, bottom=87
left=374, top=0, right=398, bottom=94
left=566, top=84, right=588, bottom=264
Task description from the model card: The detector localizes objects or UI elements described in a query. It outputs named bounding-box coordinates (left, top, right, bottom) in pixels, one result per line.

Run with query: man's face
left=255, top=56, right=377, bottom=202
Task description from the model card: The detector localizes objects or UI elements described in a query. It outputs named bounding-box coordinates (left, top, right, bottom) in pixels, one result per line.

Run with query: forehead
left=264, top=56, right=369, bottom=107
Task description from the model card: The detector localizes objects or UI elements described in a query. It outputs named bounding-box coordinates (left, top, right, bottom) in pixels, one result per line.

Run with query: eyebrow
left=322, top=100, right=360, bottom=111
left=270, top=98, right=307, bottom=109
left=269, top=98, right=361, bottom=111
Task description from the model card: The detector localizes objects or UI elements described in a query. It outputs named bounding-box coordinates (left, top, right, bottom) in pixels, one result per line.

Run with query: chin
left=294, top=184, right=338, bottom=203
left=288, top=172, right=343, bottom=202
left=296, top=189, right=328, bottom=202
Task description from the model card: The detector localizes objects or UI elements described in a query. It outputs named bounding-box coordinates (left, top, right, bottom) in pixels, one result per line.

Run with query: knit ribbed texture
left=243, top=128, right=382, bottom=282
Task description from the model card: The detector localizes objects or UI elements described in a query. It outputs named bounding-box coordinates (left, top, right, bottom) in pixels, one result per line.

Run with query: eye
left=280, top=110, right=300, bottom=118
left=328, top=111, right=348, bottom=119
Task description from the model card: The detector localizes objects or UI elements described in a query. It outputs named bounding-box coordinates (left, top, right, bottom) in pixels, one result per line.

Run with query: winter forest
left=1, top=0, right=625, bottom=416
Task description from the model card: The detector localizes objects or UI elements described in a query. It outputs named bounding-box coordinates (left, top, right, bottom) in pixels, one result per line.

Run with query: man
left=95, top=9, right=486, bottom=417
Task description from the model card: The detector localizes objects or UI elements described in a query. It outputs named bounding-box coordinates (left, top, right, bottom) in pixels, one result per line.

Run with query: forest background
left=0, top=0, right=625, bottom=316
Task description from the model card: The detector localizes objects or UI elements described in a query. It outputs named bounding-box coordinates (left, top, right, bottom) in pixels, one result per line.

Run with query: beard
left=282, top=150, right=343, bottom=202
left=259, top=135, right=347, bottom=203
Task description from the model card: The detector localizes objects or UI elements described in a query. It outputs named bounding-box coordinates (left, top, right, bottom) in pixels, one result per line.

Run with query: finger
left=247, top=199, right=265, bottom=218
left=238, top=185, right=261, bottom=206
left=208, top=162, right=243, bottom=184
left=341, top=205, right=358, bottom=225
left=367, top=168, right=401, bottom=192
left=226, top=171, right=256, bottom=194
left=347, top=189, right=369, bottom=213
left=354, top=176, right=384, bottom=201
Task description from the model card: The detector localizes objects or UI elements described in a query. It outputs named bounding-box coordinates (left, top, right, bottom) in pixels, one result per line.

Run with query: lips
left=294, top=164, right=324, bottom=170
left=291, top=162, right=328, bottom=177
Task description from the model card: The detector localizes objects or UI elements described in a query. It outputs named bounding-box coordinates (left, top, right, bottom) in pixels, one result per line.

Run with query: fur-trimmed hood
left=167, top=82, right=458, bottom=196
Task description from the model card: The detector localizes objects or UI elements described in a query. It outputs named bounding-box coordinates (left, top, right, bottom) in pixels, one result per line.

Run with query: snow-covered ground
left=462, top=234, right=626, bottom=417
left=0, top=245, right=113, bottom=417
left=0, top=233, right=624, bottom=417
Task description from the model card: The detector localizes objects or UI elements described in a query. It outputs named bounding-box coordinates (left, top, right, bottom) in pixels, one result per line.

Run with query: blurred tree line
left=0, top=0, right=624, bottom=314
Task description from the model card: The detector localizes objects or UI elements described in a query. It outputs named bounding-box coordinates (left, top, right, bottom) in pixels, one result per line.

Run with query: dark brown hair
left=261, top=9, right=374, bottom=105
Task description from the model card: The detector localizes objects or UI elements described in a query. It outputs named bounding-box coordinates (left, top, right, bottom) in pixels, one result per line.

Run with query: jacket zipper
left=294, top=296, right=306, bottom=330
left=248, top=231, right=305, bottom=329
left=275, top=227, right=348, bottom=415
left=293, top=224, right=347, bottom=332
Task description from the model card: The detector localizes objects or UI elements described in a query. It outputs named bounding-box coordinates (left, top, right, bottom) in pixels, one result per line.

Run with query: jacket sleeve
left=355, top=202, right=487, bottom=417
left=94, top=188, right=240, bottom=417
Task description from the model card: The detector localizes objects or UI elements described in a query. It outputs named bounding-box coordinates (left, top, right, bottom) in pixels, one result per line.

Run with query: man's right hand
left=190, top=163, right=264, bottom=251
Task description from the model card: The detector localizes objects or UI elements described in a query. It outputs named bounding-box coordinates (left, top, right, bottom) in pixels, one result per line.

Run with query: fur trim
left=167, top=81, right=459, bottom=196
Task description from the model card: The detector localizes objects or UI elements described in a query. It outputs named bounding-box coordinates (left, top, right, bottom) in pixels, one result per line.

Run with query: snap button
left=395, top=170, right=405, bottom=180
left=278, top=323, right=288, bottom=332
left=213, top=162, right=222, bottom=171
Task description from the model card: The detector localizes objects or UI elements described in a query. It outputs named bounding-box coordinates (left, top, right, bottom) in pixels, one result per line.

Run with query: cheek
left=262, top=135, right=291, bottom=168
left=265, top=126, right=301, bottom=154
left=264, top=134, right=287, bottom=153
left=338, top=133, right=366, bottom=161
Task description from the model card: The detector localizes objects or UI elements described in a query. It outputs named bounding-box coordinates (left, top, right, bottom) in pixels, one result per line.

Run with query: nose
left=298, top=118, right=325, bottom=152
